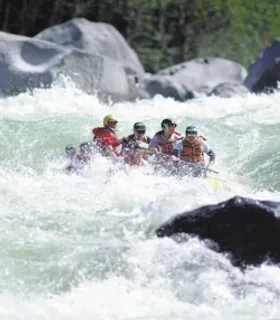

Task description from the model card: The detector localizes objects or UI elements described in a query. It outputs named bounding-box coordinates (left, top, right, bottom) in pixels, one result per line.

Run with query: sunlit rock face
left=0, top=18, right=145, bottom=102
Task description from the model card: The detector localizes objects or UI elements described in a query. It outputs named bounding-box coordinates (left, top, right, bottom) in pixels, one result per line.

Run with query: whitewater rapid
left=1, top=81, right=280, bottom=319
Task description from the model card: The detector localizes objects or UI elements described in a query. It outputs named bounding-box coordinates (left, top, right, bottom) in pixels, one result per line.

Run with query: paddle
left=121, top=144, right=253, bottom=186
left=120, top=143, right=220, bottom=176
left=207, top=167, right=219, bottom=174
left=153, top=151, right=217, bottom=172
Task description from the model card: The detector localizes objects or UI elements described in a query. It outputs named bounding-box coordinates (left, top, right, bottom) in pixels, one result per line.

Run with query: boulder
left=244, top=39, right=280, bottom=93
left=0, top=20, right=142, bottom=102
left=209, top=82, right=249, bottom=98
left=137, top=74, right=195, bottom=101
left=158, top=57, right=248, bottom=95
left=156, top=196, right=280, bottom=268
left=0, top=31, right=65, bottom=97
left=34, top=18, right=145, bottom=77
left=57, top=49, right=139, bottom=102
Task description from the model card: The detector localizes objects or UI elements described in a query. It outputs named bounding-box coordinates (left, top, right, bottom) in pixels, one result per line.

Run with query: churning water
left=1, top=80, right=280, bottom=319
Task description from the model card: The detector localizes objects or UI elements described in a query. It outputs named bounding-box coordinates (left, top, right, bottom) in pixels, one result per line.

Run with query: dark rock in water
left=156, top=196, right=280, bottom=268
left=158, top=57, right=247, bottom=95
left=0, top=18, right=143, bottom=102
left=209, top=82, right=249, bottom=98
left=244, top=40, right=280, bottom=93
left=137, top=75, right=195, bottom=101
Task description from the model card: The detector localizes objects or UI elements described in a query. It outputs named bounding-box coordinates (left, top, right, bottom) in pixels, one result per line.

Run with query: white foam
left=0, top=83, right=280, bottom=319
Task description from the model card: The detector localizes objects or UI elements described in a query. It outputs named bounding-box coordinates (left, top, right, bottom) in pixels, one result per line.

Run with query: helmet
left=65, top=144, right=76, bottom=155
left=103, top=114, right=118, bottom=127
left=133, top=122, right=146, bottom=132
left=161, top=118, right=177, bottom=131
left=80, top=141, right=91, bottom=153
left=185, top=126, right=198, bottom=136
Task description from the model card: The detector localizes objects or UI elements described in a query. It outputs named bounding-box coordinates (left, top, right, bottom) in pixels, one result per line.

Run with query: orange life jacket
left=180, top=136, right=206, bottom=165
left=155, top=130, right=182, bottom=154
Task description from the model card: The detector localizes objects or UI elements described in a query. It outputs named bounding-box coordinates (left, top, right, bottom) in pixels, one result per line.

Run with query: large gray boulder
left=137, top=74, right=195, bottom=101
left=0, top=32, right=65, bottom=96
left=158, top=57, right=248, bottom=96
left=0, top=18, right=144, bottom=102
left=34, top=18, right=145, bottom=77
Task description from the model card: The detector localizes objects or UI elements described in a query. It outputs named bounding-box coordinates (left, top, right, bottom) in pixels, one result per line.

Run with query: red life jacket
left=92, top=127, right=120, bottom=156
left=124, top=152, right=148, bottom=167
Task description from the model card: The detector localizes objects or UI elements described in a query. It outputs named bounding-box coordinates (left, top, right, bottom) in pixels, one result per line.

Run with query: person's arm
left=147, top=136, right=160, bottom=154
left=148, top=135, right=158, bottom=149
left=170, top=140, right=183, bottom=159
left=207, top=149, right=215, bottom=164
left=120, top=137, right=129, bottom=153
left=202, top=141, right=215, bottom=165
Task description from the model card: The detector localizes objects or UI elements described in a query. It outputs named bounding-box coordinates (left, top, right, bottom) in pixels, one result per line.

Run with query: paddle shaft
left=207, top=168, right=219, bottom=174
left=120, top=145, right=220, bottom=174
left=154, top=152, right=218, bottom=173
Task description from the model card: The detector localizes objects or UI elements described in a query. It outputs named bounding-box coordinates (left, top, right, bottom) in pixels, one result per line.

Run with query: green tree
left=0, top=0, right=280, bottom=71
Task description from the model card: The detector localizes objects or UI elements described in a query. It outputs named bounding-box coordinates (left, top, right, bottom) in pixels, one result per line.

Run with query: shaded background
left=1, top=0, right=277, bottom=73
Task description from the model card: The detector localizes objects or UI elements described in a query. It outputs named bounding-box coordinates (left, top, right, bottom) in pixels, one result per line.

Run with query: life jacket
left=126, top=134, right=150, bottom=145
left=155, top=130, right=182, bottom=154
left=124, top=153, right=148, bottom=167
left=122, top=134, right=151, bottom=160
left=180, top=136, right=206, bottom=165
left=92, top=127, right=120, bottom=156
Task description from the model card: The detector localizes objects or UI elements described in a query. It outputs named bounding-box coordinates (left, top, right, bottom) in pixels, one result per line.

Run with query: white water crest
left=1, top=80, right=280, bottom=319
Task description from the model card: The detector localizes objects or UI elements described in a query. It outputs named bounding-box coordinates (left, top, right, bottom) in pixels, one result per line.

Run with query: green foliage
left=207, top=0, right=280, bottom=67
left=2, top=0, right=280, bottom=71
